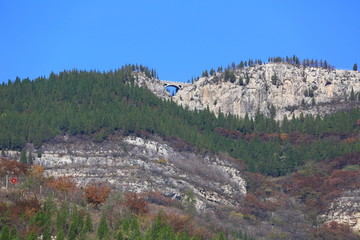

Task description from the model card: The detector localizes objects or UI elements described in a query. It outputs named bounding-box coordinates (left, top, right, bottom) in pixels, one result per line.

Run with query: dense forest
left=0, top=64, right=360, bottom=177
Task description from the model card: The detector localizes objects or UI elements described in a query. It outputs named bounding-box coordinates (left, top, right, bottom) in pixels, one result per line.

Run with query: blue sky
left=1, top=0, right=359, bottom=83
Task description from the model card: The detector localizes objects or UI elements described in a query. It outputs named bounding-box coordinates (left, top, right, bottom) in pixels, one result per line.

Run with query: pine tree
left=350, top=88, right=356, bottom=101
left=97, top=214, right=110, bottom=240
left=20, top=148, right=27, bottom=164
left=42, top=225, right=51, bottom=240
left=83, top=212, right=93, bottom=233
left=115, top=231, right=124, bottom=240
left=56, top=203, right=68, bottom=232
left=312, top=97, right=316, bottom=105
left=239, top=77, right=244, bottom=86
left=145, top=213, right=166, bottom=240
left=129, top=218, right=142, bottom=240
left=269, top=105, right=276, bottom=119
left=68, top=207, right=81, bottom=240
left=301, top=99, right=306, bottom=106
left=9, top=227, right=20, bottom=240
left=239, top=61, right=244, bottom=68
left=216, top=232, right=227, bottom=240
left=68, top=223, right=77, bottom=240
left=324, top=60, right=328, bottom=69
left=0, top=225, right=10, bottom=240
left=183, top=190, right=196, bottom=214
left=27, top=151, right=33, bottom=164
left=56, top=229, right=65, bottom=240
left=25, top=232, right=38, bottom=240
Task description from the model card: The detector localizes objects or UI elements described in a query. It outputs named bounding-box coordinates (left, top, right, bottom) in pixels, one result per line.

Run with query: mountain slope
left=1, top=62, right=360, bottom=239
left=1, top=65, right=360, bottom=177
left=39, top=135, right=246, bottom=210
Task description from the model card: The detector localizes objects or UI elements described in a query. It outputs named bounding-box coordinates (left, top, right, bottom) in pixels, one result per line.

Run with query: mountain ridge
left=167, top=63, right=360, bottom=120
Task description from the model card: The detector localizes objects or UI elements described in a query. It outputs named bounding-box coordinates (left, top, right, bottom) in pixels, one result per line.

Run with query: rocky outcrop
left=133, top=72, right=171, bottom=99
left=324, top=190, right=360, bottom=233
left=172, top=64, right=360, bottom=120
left=26, top=135, right=246, bottom=211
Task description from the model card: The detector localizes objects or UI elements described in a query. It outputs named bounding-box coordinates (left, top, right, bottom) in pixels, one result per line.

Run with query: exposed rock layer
left=324, top=190, right=360, bottom=232
left=169, top=64, right=360, bottom=120
left=14, top=135, right=246, bottom=210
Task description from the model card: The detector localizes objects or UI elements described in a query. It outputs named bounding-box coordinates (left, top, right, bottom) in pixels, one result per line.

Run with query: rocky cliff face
left=20, top=135, right=246, bottom=211
left=171, top=64, right=360, bottom=120
left=324, top=190, right=360, bottom=232
left=133, top=72, right=171, bottom=99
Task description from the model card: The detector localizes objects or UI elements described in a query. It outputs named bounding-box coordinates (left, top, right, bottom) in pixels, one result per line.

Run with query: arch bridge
left=162, top=81, right=190, bottom=95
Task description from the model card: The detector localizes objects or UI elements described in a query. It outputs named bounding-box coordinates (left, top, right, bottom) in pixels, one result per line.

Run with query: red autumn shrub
left=164, top=213, right=194, bottom=233
left=289, top=158, right=360, bottom=214
left=0, top=158, right=29, bottom=177
left=9, top=198, right=41, bottom=220
left=46, top=176, right=77, bottom=192
left=123, top=192, right=148, bottom=215
left=258, top=133, right=278, bottom=141
left=242, top=193, right=276, bottom=219
left=288, top=132, right=315, bottom=145
left=215, top=128, right=244, bottom=139
left=84, top=183, right=111, bottom=207
left=331, top=152, right=360, bottom=170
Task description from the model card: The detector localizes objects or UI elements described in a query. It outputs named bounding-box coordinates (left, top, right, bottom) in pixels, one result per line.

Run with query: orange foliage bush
left=164, top=214, right=194, bottom=233
left=123, top=192, right=148, bottom=215
left=279, top=133, right=288, bottom=141
left=29, top=165, right=44, bottom=179
left=9, top=198, right=41, bottom=220
left=0, top=158, right=29, bottom=176
left=84, top=183, right=111, bottom=207
left=46, top=176, right=77, bottom=192
left=152, top=212, right=213, bottom=239
left=342, top=137, right=357, bottom=143
left=288, top=132, right=315, bottom=145
left=243, top=193, right=276, bottom=213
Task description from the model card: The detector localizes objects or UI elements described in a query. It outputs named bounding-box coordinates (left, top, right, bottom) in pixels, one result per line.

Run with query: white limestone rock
left=171, top=63, right=360, bottom=120
left=20, top=135, right=248, bottom=211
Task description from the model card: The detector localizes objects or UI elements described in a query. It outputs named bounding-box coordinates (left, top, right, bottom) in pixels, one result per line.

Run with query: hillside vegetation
left=1, top=158, right=253, bottom=240
left=1, top=65, right=360, bottom=176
